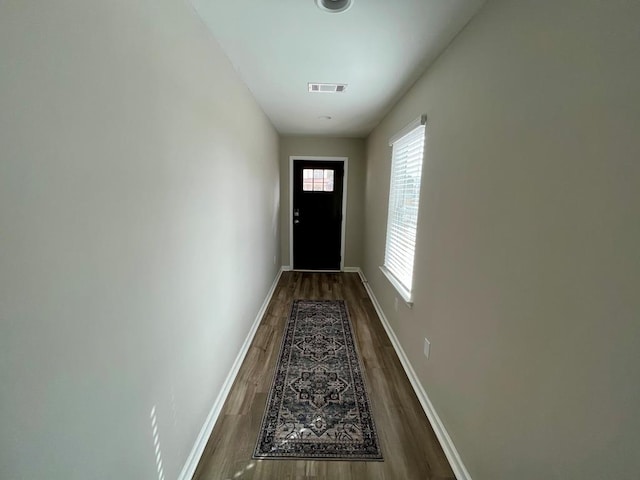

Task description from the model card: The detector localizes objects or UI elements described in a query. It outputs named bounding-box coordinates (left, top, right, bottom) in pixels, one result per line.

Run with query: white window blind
left=382, top=117, right=426, bottom=302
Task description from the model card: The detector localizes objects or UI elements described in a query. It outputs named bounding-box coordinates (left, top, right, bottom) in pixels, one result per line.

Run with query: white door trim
left=289, top=156, right=348, bottom=271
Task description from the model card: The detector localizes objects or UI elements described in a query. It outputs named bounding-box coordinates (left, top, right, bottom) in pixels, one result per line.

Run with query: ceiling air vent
left=308, top=83, right=348, bottom=93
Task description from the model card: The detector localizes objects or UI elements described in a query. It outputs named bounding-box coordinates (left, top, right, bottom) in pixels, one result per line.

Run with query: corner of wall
left=178, top=267, right=285, bottom=480
left=356, top=270, right=472, bottom=480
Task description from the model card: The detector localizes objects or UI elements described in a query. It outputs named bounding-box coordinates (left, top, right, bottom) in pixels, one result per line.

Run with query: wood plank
left=192, top=272, right=455, bottom=480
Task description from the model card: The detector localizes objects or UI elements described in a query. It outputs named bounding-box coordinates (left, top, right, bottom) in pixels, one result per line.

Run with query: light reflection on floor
left=226, top=460, right=256, bottom=480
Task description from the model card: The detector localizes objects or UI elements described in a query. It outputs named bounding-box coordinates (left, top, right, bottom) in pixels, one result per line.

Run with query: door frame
left=289, top=156, right=348, bottom=271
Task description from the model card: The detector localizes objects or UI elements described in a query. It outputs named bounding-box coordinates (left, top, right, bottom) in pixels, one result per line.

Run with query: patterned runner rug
left=254, top=299, right=383, bottom=460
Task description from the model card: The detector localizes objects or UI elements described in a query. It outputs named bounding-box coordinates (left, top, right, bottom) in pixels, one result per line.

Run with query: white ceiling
left=191, top=0, right=485, bottom=137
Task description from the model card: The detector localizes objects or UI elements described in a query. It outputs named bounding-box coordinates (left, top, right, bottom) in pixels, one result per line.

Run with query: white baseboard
left=177, top=267, right=284, bottom=480
left=343, top=266, right=360, bottom=272
left=356, top=269, right=472, bottom=480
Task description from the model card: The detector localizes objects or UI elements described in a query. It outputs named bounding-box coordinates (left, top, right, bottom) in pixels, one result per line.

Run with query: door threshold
left=292, top=269, right=342, bottom=273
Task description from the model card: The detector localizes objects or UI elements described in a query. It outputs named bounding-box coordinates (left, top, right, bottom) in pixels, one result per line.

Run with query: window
left=302, top=168, right=334, bottom=192
left=381, top=116, right=426, bottom=304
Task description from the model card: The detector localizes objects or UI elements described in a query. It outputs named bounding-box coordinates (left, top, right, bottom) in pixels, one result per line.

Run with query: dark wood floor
left=193, top=272, right=454, bottom=480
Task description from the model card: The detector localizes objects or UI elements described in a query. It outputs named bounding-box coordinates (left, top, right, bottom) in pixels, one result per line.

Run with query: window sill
left=379, top=266, right=414, bottom=308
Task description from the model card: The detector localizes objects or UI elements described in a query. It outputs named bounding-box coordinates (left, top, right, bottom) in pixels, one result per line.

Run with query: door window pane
left=302, top=169, right=334, bottom=192
left=302, top=168, right=314, bottom=191
left=313, top=169, right=324, bottom=191
left=324, top=170, right=334, bottom=191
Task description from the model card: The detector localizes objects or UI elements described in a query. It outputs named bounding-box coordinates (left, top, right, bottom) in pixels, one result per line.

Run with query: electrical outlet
left=394, top=297, right=399, bottom=312
left=423, top=338, right=431, bottom=359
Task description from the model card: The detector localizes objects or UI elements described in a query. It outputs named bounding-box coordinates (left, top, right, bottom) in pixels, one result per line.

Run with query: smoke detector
left=315, top=0, right=353, bottom=14
left=308, top=83, right=348, bottom=93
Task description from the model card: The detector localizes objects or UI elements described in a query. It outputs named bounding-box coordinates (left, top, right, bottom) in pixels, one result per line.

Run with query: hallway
left=2, top=1, right=638, bottom=478
left=193, top=272, right=454, bottom=480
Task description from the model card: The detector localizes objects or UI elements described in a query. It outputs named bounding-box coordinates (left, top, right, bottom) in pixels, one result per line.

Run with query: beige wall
left=0, top=1, right=279, bottom=479
left=279, top=136, right=366, bottom=268
left=363, top=0, right=640, bottom=479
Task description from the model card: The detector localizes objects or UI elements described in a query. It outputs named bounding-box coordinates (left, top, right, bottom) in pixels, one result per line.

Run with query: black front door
left=292, top=160, right=344, bottom=270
